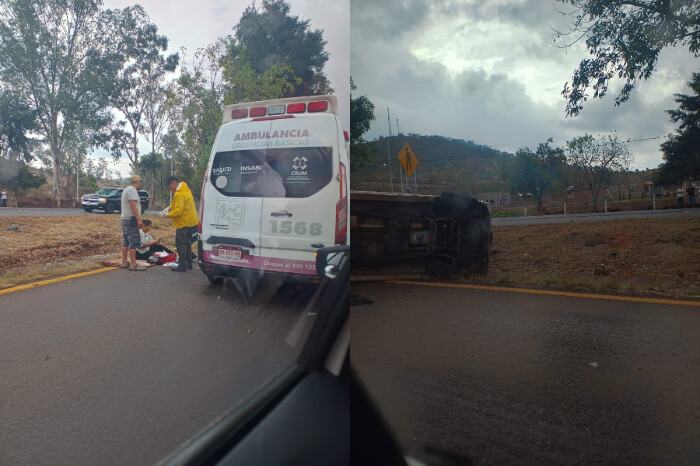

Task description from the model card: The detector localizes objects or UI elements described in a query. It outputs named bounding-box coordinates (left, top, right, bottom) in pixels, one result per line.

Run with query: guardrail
left=494, top=197, right=686, bottom=217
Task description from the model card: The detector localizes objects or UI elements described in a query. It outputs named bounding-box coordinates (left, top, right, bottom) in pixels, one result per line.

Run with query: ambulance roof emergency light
left=224, top=95, right=338, bottom=123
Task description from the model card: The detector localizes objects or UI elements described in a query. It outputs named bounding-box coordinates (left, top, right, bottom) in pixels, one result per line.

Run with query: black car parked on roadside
left=81, top=187, right=150, bottom=214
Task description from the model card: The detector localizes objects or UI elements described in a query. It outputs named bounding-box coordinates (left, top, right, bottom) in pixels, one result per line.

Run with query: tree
left=656, top=73, right=700, bottom=184
left=97, top=157, right=111, bottom=180
left=168, top=43, right=226, bottom=190
left=142, top=83, right=171, bottom=159
left=0, top=89, right=36, bottom=161
left=220, top=52, right=299, bottom=104
left=0, top=0, right=122, bottom=206
left=510, top=138, right=566, bottom=211
left=108, top=5, right=178, bottom=174
left=566, top=133, right=632, bottom=211
left=139, top=151, right=163, bottom=204
left=350, top=77, right=376, bottom=171
left=79, top=172, right=99, bottom=194
left=228, top=0, right=332, bottom=97
left=0, top=157, right=45, bottom=204
left=556, top=0, right=700, bottom=116
left=60, top=123, right=93, bottom=201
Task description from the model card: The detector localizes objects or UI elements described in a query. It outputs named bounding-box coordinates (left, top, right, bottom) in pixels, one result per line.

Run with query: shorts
left=121, top=217, right=142, bottom=250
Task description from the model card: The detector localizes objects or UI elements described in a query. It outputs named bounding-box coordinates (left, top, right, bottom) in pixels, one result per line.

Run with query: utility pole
left=387, top=106, right=394, bottom=192
left=76, top=154, right=80, bottom=205
left=396, top=118, right=400, bottom=136
left=170, top=154, right=174, bottom=204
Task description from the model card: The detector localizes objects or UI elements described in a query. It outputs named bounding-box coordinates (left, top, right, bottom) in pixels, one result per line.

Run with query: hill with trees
left=350, top=134, right=513, bottom=195
left=350, top=132, right=667, bottom=213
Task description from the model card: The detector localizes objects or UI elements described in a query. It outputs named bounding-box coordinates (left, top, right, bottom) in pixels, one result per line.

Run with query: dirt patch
left=607, top=229, right=634, bottom=249
left=0, top=215, right=176, bottom=288
left=475, top=216, right=700, bottom=299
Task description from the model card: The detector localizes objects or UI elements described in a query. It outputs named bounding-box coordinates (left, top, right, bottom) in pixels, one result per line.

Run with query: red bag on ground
left=158, top=254, right=177, bottom=264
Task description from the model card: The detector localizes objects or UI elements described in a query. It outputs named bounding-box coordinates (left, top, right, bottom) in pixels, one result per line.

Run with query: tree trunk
left=131, top=127, right=139, bottom=175
left=591, top=189, right=599, bottom=212
left=51, top=165, right=60, bottom=207
left=151, top=174, right=156, bottom=208
left=51, top=116, right=61, bottom=208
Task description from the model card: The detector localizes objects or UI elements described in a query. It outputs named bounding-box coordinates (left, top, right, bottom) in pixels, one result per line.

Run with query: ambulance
left=197, top=95, right=349, bottom=282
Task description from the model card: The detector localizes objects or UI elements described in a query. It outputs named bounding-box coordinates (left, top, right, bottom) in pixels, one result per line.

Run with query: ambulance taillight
left=335, top=162, right=348, bottom=245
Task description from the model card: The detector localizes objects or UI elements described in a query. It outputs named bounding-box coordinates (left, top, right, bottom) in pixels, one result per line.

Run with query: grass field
left=0, top=215, right=176, bottom=289
left=2, top=214, right=699, bottom=299
left=481, top=216, right=700, bottom=298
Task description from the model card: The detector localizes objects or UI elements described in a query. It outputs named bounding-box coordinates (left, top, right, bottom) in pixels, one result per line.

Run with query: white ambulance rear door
left=258, top=114, right=341, bottom=276
left=201, top=119, right=275, bottom=272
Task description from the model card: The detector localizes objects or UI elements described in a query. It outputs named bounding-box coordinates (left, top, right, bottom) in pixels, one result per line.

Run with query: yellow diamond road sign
left=397, top=143, right=418, bottom=177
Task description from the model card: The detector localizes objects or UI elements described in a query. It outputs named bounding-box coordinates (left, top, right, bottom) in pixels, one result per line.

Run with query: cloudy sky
left=99, top=0, right=349, bottom=177
left=351, top=0, right=700, bottom=171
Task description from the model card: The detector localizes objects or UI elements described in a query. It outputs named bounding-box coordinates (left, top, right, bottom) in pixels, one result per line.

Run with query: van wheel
left=206, top=273, right=223, bottom=284
left=83, top=207, right=93, bottom=213
left=105, top=203, right=115, bottom=214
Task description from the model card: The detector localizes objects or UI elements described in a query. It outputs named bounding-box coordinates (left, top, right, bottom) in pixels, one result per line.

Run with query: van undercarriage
left=349, top=191, right=492, bottom=280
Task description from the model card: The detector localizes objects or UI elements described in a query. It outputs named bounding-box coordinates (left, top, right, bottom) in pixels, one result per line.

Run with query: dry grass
left=0, top=215, right=176, bottom=289
left=3, top=214, right=700, bottom=299
left=474, top=216, right=700, bottom=298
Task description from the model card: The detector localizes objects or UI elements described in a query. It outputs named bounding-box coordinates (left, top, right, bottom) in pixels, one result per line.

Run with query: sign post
left=397, top=143, right=419, bottom=193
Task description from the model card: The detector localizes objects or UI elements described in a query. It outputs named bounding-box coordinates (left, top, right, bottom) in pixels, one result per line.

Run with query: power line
left=626, top=135, right=665, bottom=143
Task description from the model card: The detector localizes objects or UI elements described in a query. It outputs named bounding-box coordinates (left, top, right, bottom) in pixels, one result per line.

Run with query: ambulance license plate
left=219, top=245, right=241, bottom=261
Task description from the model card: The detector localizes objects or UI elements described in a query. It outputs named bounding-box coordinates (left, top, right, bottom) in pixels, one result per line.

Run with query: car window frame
left=96, top=188, right=119, bottom=196
left=161, top=247, right=350, bottom=465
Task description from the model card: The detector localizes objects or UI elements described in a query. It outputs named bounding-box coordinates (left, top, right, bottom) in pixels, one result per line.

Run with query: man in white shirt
left=120, top=175, right=145, bottom=271
left=1, top=189, right=7, bottom=207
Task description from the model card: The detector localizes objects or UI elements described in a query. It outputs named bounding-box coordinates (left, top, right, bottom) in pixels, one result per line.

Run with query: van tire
left=105, top=203, right=115, bottom=214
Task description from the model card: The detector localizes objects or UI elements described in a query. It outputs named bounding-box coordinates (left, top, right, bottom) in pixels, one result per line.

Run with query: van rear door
left=202, top=121, right=276, bottom=272
left=258, top=117, right=340, bottom=276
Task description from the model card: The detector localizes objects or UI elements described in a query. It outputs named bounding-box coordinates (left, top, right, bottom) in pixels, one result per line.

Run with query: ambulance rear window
left=210, top=147, right=332, bottom=198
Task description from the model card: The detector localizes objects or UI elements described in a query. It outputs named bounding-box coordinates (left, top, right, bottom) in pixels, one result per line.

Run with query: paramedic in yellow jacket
left=163, top=175, right=199, bottom=272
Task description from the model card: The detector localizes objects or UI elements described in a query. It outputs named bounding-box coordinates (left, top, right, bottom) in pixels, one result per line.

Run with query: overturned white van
left=197, top=95, right=349, bottom=282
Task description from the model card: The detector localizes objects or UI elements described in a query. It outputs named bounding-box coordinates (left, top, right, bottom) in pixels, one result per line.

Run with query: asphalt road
left=0, top=267, right=318, bottom=465
left=351, top=282, right=700, bottom=465
left=0, top=208, right=162, bottom=217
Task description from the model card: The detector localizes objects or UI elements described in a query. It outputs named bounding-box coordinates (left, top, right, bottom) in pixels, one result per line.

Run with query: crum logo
left=292, top=156, right=308, bottom=171
left=233, top=129, right=309, bottom=141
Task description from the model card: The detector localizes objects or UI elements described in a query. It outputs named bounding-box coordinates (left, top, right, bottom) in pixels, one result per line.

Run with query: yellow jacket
left=167, top=182, right=199, bottom=228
